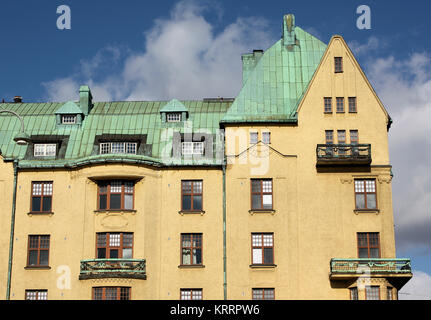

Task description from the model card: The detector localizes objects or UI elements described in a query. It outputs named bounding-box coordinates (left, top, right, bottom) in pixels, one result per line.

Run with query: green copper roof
left=160, top=99, right=188, bottom=113
left=55, top=101, right=83, bottom=114
left=221, top=14, right=327, bottom=123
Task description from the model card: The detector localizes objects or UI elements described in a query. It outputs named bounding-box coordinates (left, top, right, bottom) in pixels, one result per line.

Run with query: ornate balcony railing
left=316, top=144, right=372, bottom=165
left=330, top=258, right=412, bottom=276
left=79, top=259, right=147, bottom=280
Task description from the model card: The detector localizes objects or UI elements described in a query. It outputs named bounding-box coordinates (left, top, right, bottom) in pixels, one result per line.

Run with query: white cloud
left=348, top=36, right=382, bottom=56
left=42, top=0, right=275, bottom=102
left=399, top=270, right=431, bottom=300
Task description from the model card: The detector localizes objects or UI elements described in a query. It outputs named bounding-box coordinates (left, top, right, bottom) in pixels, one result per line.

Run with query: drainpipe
left=6, top=159, right=18, bottom=300
left=222, top=159, right=227, bottom=300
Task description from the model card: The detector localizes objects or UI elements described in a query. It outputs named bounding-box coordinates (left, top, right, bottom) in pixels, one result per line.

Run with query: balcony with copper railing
left=316, top=144, right=372, bottom=166
left=79, top=259, right=147, bottom=280
left=330, top=258, right=412, bottom=288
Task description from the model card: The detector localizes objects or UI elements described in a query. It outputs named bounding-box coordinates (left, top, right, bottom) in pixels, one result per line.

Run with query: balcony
left=316, top=144, right=372, bottom=166
left=79, top=259, right=147, bottom=280
left=330, top=258, right=412, bottom=288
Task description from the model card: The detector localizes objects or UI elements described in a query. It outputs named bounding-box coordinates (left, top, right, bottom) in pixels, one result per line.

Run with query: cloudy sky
left=1, top=0, right=430, bottom=299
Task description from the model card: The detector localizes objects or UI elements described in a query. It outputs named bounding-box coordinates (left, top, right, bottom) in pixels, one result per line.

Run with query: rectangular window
left=336, top=97, right=345, bottom=113
left=262, top=132, right=271, bottom=144
left=34, top=144, right=56, bottom=157
left=251, top=179, right=273, bottom=210
left=31, top=182, right=53, bottom=213
left=354, top=179, right=377, bottom=210
left=350, top=287, right=359, bottom=300
left=335, top=57, right=343, bottom=73
left=25, top=290, right=48, bottom=300
left=349, top=97, right=357, bottom=113
left=181, top=142, right=204, bottom=155
left=338, top=130, right=346, bottom=155
left=251, top=233, right=274, bottom=265
left=252, top=288, right=275, bottom=300
left=324, top=97, right=332, bottom=113
left=98, top=180, right=134, bottom=210
left=180, top=289, right=203, bottom=300
left=357, top=232, right=380, bottom=258
left=99, top=142, right=137, bottom=155
left=181, top=180, right=203, bottom=211
left=61, top=115, right=77, bottom=124
left=181, top=233, right=202, bottom=266
left=325, top=130, right=334, bottom=144
left=350, top=130, right=359, bottom=144
left=92, top=287, right=131, bottom=300
left=250, top=132, right=258, bottom=144
left=167, top=113, right=182, bottom=122
left=365, top=286, right=380, bottom=300
left=96, top=233, right=133, bottom=259
left=27, top=235, right=50, bottom=267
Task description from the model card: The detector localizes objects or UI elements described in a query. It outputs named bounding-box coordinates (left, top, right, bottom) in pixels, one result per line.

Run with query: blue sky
left=1, top=0, right=431, bottom=299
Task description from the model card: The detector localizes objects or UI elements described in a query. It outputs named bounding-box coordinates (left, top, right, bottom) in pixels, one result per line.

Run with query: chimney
left=13, top=96, right=23, bottom=103
left=79, top=85, right=93, bottom=116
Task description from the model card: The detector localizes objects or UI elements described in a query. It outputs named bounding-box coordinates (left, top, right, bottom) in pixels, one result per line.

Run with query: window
left=350, top=130, right=359, bottom=144
left=251, top=179, right=273, bottom=210
left=336, top=97, right=344, bottom=113
left=27, top=235, right=50, bottom=267
left=181, top=142, right=204, bottom=155
left=181, top=180, right=203, bottom=211
left=34, top=144, right=56, bottom=157
left=98, top=180, right=134, bottom=210
left=99, top=142, right=137, bottom=155
left=324, top=97, right=332, bottom=113
left=61, top=115, right=77, bottom=124
left=354, top=179, right=377, bottom=210
left=93, top=287, right=131, bottom=300
left=251, top=233, right=274, bottom=265
left=337, top=130, right=346, bottom=155
left=357, top=232, right=380, bottom=258
left=252, top=288, right=275, bottom=300
left=365, top=286, right=380, bottom=300
left=25, top=290, right=48, bottom=300
left=387, top=287, right=393, bottom=300
left=335, top=57, right=343, bottom=73
left=250, top=132, right=258, bottom=144
left=349, top=97, right=357, bottom=113
left=325, top=130, right=334, bottom=144
left=96, top=233, right=133, bottom=259
left=181, top=233, right=202, bottom=266
left=180, top=289, right=203, bottom=300
left=166, top=113, right=182, bottom=122
left=31, top=182, right=53, bottom=213
left=262, top=132, right=271, bottom=144
left=350, top=287, right=359, bottom=300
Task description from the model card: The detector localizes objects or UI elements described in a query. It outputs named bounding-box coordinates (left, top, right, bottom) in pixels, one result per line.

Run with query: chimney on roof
left=283, top=14, right=297, bottom=49
left=13, top=96, right=23, bottom=103
left=79, top=85, right=93, bottom=116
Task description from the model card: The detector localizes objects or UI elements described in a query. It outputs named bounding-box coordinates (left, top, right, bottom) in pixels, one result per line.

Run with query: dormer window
left=100, top=142, right=137, bottom=155
left=61, top=115, right=77, bottom=124
left=34, top=144, right=56, bottom=157
left=182, top=142, right=204, bottom=155
left=167, top=113, right=182, bottom=122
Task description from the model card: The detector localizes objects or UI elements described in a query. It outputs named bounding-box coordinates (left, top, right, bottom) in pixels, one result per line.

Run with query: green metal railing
left=330, top=258, right=412, bottom=275
left=317, top=144, right=371, bottom=162
left=79, top=259, right=146, bottom=280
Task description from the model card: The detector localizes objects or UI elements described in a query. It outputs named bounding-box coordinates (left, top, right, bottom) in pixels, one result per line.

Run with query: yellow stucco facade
left=0, top=19, right=411, bottom=300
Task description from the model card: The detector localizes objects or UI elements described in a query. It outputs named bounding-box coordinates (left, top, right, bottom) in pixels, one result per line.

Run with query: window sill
left=178, top=265, right=205, bottom=269
left=179, top=210, right=205, bottom=216
left=249, top=209, right=276, bottom=215
left=249, top=264, right=277, bottom=269
left=324, top=112, right=333, bottom=115
left=25, top=266, right=51, bottom=270
left=27, top=212, right=54, bottom=217
left=354, top=209, right=380, bottom=215
left=94, top=209, right=137, bottom=214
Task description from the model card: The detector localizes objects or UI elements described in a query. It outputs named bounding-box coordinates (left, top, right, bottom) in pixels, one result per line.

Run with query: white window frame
left=34, top=144, right=57, bottom=157
left=166, top=113, right=182, bottom=122
left=99, top=142, right=137, bottom=155
left=250, top=132, right=258, bottom=144
left=181, top=142, right=204, bottom=156
left=61, top=115, right=77, bottom=124
left=262, top=132, right=271, bottom=144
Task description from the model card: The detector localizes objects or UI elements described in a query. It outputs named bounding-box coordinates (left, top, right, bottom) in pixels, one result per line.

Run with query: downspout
left=222, top=159, right=227, bottom=300
left=6, top=159, right=18, bottom=300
